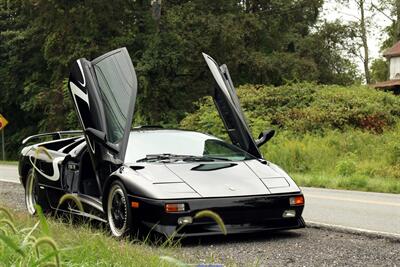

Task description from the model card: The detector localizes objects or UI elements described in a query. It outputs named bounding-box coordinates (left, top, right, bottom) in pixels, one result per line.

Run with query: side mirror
left=255, top=129, right=275, bottom=147
left=85, top=127, right=106, bottom=142
left=85, top=127, right=119, bottom=153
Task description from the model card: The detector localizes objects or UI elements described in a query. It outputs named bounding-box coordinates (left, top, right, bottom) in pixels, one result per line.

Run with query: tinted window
left=203, top=139, right=249, bottom=160
left=93, top=50, right=136, bottom=143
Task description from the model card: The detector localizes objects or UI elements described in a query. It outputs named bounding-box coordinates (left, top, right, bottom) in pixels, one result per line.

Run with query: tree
left=358, top=0, right=371, bottom=84
left=334, top=0, right=374, bottom=84
left=373, top=0, right=400, bottom=49
left=0, top=0, right=140, bottom=158
left=299, top=20, right=360, bottom=85
left=370, top=58, right=388, bottom=82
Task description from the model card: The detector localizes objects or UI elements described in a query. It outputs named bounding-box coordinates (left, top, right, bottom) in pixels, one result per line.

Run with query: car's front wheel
left=106, top=181, right=132, bottom=237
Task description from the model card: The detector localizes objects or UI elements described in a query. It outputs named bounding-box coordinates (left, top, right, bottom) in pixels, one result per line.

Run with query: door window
left=93, top=50, right=137, bottom=143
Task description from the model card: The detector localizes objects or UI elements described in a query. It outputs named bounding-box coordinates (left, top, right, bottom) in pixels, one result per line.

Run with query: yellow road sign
left=0, top=114, right=9, bottom=130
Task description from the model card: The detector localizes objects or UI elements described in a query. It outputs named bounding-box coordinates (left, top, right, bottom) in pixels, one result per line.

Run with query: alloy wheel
left=107, top=184, right=129, bottom=237
left=25, top=170, right=38, bottom=215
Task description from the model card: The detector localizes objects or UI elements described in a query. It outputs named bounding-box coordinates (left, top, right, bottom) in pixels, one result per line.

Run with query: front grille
left=211, top=207, right=284, bottom=224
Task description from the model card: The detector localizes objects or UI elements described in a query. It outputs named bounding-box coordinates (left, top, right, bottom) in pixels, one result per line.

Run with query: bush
left=181, top=82, right=400, bottom=135
left=336, top=154, right=357, bottom=177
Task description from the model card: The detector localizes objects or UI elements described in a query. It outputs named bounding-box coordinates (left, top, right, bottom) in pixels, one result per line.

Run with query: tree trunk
left=359, top=0, right=371, bottom=84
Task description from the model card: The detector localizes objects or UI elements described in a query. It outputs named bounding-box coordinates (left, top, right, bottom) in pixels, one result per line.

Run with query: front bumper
left=128, top=193, right=305, bottom=237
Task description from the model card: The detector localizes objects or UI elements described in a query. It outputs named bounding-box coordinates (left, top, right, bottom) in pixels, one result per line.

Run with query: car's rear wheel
left=25, top=168, right=39, bottom=215
left=107, top=181, right=132, bottom=237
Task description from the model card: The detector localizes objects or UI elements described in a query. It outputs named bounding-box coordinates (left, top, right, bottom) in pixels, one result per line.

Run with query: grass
left=0, top=198, right=229, bottom=266
left=262, top=126, right=400, bottom=194
left=292, top=173, right=400, bottom=193
left=0, top=161, right=18, bottom=165
left=0, top=205, right=182, bottom=267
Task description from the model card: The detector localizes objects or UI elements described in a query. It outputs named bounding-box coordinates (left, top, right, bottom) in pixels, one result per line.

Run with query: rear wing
left=22, top=130, right=83, bottom=145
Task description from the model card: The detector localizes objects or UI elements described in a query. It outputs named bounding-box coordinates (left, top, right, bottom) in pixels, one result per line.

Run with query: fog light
left=282, top=209, right=296, bottom=218
left=177, top=216, right=193, bottom=225
left=165, top=203, right=186, bottom=213
left=289, top=195, right=304, bottom=206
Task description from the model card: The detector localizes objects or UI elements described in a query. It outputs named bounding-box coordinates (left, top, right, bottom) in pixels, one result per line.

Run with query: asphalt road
left=302, top=187, right=400, bottom=236
left=1, top=164, right=399, bottom=237
left=0, top=164, right=19, bottom=184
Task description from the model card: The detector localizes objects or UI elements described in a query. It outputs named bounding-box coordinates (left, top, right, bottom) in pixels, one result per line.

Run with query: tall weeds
left=0, top=206, right=61, bottom=266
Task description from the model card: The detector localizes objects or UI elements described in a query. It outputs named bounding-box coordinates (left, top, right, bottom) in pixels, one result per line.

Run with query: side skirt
left=42, top=186, right=107, bottom=223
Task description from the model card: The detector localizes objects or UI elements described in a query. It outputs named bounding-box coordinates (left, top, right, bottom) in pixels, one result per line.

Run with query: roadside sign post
left=1, top=128, right=4, bottom=161
left=0, top=114, right=9, bottom=161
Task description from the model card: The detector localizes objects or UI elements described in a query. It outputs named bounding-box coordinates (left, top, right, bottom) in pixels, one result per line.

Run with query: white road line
left=306, top=220, right=400, bottom=239
left=306, top=194, right=400, bottom=207
left=0, top=178, right=20, bottom=184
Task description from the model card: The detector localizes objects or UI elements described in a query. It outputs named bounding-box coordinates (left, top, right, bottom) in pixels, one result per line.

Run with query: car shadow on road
left=179, top=230, right=303, bottom=247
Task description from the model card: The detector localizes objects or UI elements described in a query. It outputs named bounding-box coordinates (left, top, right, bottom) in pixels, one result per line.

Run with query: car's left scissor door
left=68, top=47, right=137, bottom=164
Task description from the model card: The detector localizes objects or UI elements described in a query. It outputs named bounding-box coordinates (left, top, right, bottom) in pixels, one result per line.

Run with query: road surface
left=1, top=164, right=399, bottom=236
left=0, top=164, right=19, bottom=184
left=302, top=187, right=400, bottom=236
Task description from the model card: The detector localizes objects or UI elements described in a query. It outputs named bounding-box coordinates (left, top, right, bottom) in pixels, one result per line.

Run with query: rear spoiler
left=22, top=130, right=83, bottom=145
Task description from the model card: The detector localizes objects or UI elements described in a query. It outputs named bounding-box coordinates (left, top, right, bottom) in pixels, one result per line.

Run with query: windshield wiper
left=136, top=154, right=231, bottom=163
left=182, top=155, right=231, bottom=162
left=136, top=154, right=178, bottom=163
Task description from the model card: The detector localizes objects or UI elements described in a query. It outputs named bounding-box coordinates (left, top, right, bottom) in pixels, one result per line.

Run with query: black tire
left=24, top=168, right=40, bottom=215
left=106, top=180, right=132, bottom=237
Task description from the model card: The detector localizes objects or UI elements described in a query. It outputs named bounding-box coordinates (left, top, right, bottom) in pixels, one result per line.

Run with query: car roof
left=131, top=127, right=199, bottom=134
left=129, top=127, right=220, bottom=140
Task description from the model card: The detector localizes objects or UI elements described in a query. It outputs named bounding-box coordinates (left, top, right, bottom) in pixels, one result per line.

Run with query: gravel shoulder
left=179, top=227, right=400, bottom=266
left=1, top=181, right=399, bottom=266
left=0, top=180, right=25, bottom=212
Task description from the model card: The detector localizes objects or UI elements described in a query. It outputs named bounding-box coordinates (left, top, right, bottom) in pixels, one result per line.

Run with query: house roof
left=373, top=79, right=400, bottom=89
left=383, top=41, right=400, bottom=58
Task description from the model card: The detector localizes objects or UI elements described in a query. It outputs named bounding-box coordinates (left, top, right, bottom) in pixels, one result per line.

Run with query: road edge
left=306, top=221, right=400, bottom=242
left=0, top=178, right=19, bottom=184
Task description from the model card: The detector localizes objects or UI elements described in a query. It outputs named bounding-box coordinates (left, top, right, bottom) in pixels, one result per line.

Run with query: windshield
left=124, top=130, right=255, bottom=163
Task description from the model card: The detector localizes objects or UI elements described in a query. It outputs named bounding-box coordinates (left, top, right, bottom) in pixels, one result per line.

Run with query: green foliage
left=336, top=156, right=357, bottom=177
left=0, top=206, right=179, bottom=266
left=299, top=20, right=361, bottom=85
left=193, top=210, right=226, bottom=236
left=370, top=58, right=389, bottom=83
left=257, top=127, right=400, bottom=193
left=0, top=206, right=61, bottom=266
left=181, top=83, right=400, bottom=135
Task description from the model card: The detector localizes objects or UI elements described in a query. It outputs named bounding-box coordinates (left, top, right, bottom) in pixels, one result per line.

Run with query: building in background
left=374, top=41, right=400, bottom=94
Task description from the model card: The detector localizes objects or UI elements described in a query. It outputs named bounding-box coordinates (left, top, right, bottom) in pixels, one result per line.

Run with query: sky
left=322, top=0, right=393, bottom=71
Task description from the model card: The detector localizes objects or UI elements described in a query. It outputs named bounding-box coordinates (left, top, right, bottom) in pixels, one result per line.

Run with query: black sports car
left=18, top=48, right=305, bottom=237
